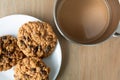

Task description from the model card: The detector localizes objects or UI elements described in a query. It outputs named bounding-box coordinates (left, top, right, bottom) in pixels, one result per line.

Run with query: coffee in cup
left=54, top=0, right=120, bottom=45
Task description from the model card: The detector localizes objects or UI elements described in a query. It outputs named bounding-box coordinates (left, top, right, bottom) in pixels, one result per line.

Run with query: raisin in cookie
left=17, top=21, right=57, bottom=58
left=0, top=35, right=25, bottom=71
left=14, top=57, right=50, bottom=80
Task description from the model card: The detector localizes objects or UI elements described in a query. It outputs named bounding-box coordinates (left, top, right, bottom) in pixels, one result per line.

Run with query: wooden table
left=0, top=0, right=120, bottom=80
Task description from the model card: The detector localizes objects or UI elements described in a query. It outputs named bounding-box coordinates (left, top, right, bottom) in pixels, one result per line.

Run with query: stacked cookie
left=0, top=21, right=57, bottom=80
left=0, top=35, right=25, bottom=71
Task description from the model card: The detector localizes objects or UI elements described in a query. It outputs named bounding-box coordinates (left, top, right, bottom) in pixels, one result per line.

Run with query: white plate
left=0, top=15, right=62, bottom=80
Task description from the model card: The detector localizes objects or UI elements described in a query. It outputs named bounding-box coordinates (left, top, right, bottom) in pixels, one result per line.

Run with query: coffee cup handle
left=114, top=0, right=120, bottom=37
left=114, top=22, right=120, bottom=37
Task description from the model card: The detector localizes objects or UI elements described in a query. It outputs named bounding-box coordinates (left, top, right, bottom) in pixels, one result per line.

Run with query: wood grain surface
left=0, top=0, right=120, bottom=80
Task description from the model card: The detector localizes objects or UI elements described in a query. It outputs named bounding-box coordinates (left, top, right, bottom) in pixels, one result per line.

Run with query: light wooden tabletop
left=0, top=0, right=120, bottom=80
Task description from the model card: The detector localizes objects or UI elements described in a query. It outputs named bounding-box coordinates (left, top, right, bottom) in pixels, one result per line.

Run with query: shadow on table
left=56, top=34, right=70, bottom=80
